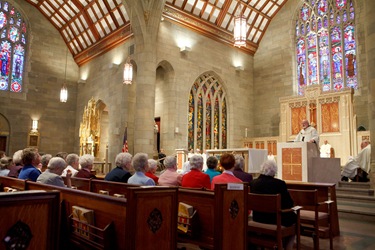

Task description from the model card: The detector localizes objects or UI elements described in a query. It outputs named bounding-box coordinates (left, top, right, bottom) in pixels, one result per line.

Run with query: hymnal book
left=72, top=206, right=95, bottom=239
left=177, top=202, right=195, bottom=234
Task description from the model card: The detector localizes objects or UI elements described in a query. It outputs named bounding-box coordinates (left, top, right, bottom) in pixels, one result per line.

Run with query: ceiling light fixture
left=234, top=1, right=247, bottom=48
left=60, top=47, right=68, bottom=102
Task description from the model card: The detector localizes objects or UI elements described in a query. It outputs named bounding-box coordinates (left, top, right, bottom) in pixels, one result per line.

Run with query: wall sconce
left=123, top=57, right=133, bottom=85
left=32, top=120, right=38, bottom=132
left=109, top=63, right=120, bottom=69
left=77, top=79, right=86, bottom=84
left=175, top=127, right=180, bottom=134
left=180, top=46, right=191, bottom=53
left=235, top=66, right=244, bottom=71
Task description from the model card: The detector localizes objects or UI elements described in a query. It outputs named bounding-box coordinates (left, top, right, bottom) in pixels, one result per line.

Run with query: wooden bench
left=26, top=181, right=178, bottom=250
left=177, top=183, right=248, bottom=250
left=65, top=176, right=91, bottom=191
left=0, top=189, right=60, bottom=249
left=0, top=176, right=26, bottom=191
left=0, top=176, right=179, bottom=250
left=286, top=181, right=339, bottom=237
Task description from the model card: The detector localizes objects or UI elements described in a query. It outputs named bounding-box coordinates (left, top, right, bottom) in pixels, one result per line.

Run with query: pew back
left=0, top=190, right=60, bottom=250
left=0, top=176, right=26, bottom=191
left=286, top=181, right=339, bottom=236
left=178, top=183, right=248, bottom=250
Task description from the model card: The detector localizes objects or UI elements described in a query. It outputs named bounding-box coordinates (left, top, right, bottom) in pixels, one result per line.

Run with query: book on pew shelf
left=4, top=187, right=18, bottom=192
left=178, top=202, right=194, bottom=217
left=72, top=206, right=95, bottom=239
left=99, top=190, right=109, bottom=195
left=177, top=202, right=196, bottom=235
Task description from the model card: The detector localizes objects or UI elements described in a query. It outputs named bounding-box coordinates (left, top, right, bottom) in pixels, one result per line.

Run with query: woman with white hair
left=127, top=153, right=155, bottom=186
left=62, top=153, right=80, bottom=177
left=249, top=160, right=296, bottom=250
left=105, top=152, right=133, bottom=183
left=8, top=150, right=23, bottom=178
left=37, top=157, right=72, bottom=188
left=158, top=155, right=182, bottom=186
left=181, top=155, right=210, bottom=189
left=145, top=159, right=159, bottom=184
left=76, top=154, right=96, bottom=179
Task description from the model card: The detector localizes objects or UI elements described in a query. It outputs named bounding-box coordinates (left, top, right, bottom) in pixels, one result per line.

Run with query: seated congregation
left=0, top=147, right=339, bottom=249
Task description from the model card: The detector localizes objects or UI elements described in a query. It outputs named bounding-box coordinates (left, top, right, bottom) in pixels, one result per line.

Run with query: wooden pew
left=90, top=178, right=138, bottom=197
left=286, top=181, right=339, bottom=236
left=0, top=176, right=26, bottom=191
left=25, top=180, right=178, bottom=250
left=177, top=183, right=248, bottom=250
left=65, top=176, right=91, bottom=191
left=0, top=189, right=60, bottom=250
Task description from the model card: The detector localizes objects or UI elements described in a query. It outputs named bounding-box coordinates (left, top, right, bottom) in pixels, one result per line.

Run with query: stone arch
left=155, top=60, right=176, bottom=153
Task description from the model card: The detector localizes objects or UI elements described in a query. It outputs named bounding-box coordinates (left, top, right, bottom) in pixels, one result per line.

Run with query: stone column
left=364, top=0, right=375, bottom=187
left=127, top=0, right=164, bottom=157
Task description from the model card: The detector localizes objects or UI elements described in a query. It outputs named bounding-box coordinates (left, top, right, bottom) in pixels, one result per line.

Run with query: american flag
left=122, top=127, right=128, bottom=152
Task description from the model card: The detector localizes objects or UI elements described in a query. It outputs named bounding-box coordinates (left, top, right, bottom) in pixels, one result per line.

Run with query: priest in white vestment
left=320, top=140, right=332, bottom=158
left=341, top=140, right=371, bottom=182
left=294, top=119, right=320, bottom=145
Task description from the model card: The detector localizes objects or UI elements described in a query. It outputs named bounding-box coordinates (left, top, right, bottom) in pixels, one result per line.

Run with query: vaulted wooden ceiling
left=25, top=0, right=288, bottom=65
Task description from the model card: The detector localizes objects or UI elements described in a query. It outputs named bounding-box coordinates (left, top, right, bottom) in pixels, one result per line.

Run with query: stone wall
left=0, top=0, right=78, bottom=156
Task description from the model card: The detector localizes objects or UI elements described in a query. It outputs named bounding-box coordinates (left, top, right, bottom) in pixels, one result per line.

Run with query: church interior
left=0, top=0, right=375, bottom=248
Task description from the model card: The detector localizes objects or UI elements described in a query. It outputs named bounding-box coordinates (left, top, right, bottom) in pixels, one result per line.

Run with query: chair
left=288, top=189, right=334, bottom=250
left=247, top=193, right=301, bottom=250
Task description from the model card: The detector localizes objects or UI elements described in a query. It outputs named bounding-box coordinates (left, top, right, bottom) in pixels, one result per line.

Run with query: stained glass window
left=188, top=73, right=227, bottom=151
left=295, top=0, right=357, bottom=95
left=0, top=1, right=26, bottom=92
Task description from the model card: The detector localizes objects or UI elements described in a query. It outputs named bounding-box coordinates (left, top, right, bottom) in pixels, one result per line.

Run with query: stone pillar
left=364, top=0, right=375, bottom=188
left=127, top=0, right=164, bottom=157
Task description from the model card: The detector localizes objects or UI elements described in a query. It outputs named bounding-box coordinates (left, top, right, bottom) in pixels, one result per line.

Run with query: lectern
left=277, top=142, right=319, bottom=181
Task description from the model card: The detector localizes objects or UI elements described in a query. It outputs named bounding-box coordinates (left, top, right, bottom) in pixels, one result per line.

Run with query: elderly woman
left=158, top=155, right=182, bottom=186
left=40, top=154, right=52, bottom=172
left=18, top=147, right=41, bottom=181
left=37, top=157, right=72, bottom=188
left=249, top=160, right=296, bottom=250
left=233, top=154, right=253, bottom=183
left=0, top=157, right=13, bottom=176
left=8, top=150, right=23, bottom=178
left=211, top=153, right=242, bottom=190
left=105, top=152, right=133, bottom=183
left=204, top=156, right=221, bottom=182
left=62, top=153, right=80, bottom=177
left=145, top=159, right=159, bottom=184
left=76, top=154, right=96, bottom=179
left=127, top=153, right=155, bottom=186
left=181, top=155, right=210, bottom=189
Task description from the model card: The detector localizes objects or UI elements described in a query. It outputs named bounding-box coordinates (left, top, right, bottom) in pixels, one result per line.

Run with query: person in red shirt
left=181, top=154, right=210, bottom=189
left=146, top=159, right=159, bottom=184
left=211, top=153, right=242, bottom=190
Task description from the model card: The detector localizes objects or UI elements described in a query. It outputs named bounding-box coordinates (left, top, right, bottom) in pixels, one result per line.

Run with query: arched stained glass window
left=296, top=0, right=357, bottom=95
left=0, top=1, right=27, bottom=92
left=188, top=73, right=227, bottom=151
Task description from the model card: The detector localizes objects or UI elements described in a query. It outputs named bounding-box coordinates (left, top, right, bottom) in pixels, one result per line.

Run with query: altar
left=206, top=148, right=267, bottom=173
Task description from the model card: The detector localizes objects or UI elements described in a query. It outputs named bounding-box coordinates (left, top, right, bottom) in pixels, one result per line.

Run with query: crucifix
left=309, top=102, right=317, bottom=128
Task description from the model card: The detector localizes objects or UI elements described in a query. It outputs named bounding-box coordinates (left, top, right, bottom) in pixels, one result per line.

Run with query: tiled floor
left=301, top=217, right=375, bottom=250
left=177, top=217, right=375, bottom=249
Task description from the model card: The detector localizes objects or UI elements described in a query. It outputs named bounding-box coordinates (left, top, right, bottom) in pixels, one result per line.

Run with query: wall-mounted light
left=77, top=79, right=86, bottom=84
left=109, top=63, right=120, bottom=69
left=175, top=127, right=180, bottom=134
left=123, top=57, right=133, bottom=85
left=180, top=46, right=191, bottom=53
left=32, top=120, right=38, bottom=132
left=235, top=66, right=244, bottom=71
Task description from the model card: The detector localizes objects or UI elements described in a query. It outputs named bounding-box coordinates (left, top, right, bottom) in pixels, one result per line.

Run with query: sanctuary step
left=336, top=181, right=375, bottom=222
